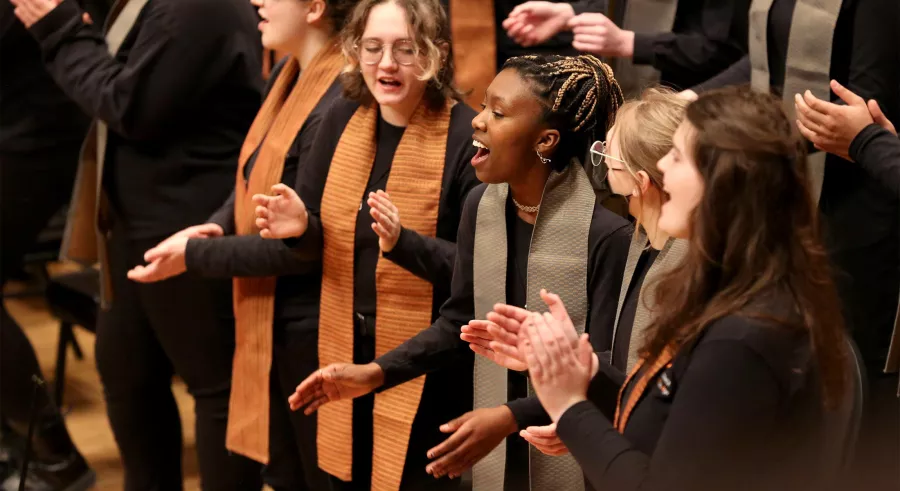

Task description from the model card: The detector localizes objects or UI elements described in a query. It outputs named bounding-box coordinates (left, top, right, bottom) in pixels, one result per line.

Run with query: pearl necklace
left=512, top=197, right=540, bottom=214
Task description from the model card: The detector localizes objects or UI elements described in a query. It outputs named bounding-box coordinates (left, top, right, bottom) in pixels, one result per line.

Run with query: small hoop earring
left=536, top=149, right=551, bottom=165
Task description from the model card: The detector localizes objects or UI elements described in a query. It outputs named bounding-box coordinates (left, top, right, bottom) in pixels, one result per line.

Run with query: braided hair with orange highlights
left=503, top=54, right=624, bottom=171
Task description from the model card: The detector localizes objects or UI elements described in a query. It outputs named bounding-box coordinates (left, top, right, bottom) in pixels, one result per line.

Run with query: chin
left=373, top=91, right=410, bottom=108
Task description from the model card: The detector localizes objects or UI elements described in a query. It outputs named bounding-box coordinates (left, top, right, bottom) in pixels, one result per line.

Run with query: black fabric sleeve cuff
left=29, top=0, right=82, bottom=43
left=184, top=237, right=214, bottom=277
left=381, top=227, right=410, bottom=261
left=506, top=396, right=552, bottom=430
left=849, top=124, right=886, bottom=162
left=372, top=354, right=418, bottom=392
left=570, top=0, right=606, bottom=15
left=557, top=400, right=614, bottom=440
left=631, top=33, right=657, bottom=66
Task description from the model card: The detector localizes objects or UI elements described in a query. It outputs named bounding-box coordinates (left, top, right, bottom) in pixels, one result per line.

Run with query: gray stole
left=60, top=0, right=151, bottom=308
left=610, top=230, right=688, bottom=373
left=748, top=0, right=841, bottom=204
left=610, top=0, right=679, bottom=98
left=472, top=164, right=594, bottom=490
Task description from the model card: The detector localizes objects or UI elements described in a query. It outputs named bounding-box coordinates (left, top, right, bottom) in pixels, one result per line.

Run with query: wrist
left=620, top=30, right=635, bottom=58
left=555, top=3, right=576, bottom=22
left=364, top=362, right=386, bottom=388
left=497, top=405, right=519, bottom=435
left=549, top=396, right=588, bottom=423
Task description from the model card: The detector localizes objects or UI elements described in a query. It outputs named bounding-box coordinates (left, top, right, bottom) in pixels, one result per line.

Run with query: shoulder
left=316, top=95, right=361, bottom=136
left=589, top=200, right=633, bottom=244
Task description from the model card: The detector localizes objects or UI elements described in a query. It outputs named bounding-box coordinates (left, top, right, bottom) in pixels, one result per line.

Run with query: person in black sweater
left=514, top=87, right=850, bottom=491
left=0, top=1, right=109, bottom=489
left=11, top=0, right=265, bottom=489
left=499, top=0, right=750, bottom=93
left=251, top=1, right=480, bottom=489
left=125, top=1, right=354, bottom=489
left=274, top=54, right=632, bottom=490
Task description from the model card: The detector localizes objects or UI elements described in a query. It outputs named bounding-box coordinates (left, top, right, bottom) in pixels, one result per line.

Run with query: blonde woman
left=467, top=89, right=689, bottom=470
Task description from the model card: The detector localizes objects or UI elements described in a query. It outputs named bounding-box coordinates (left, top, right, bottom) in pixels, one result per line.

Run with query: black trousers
left=328, top=314, right=461, bottom=491
left=0, top=148, right=79, bottom=431
left=95, top=229, right=263, bottom=491
left=265, top=324, right=330, bottom=491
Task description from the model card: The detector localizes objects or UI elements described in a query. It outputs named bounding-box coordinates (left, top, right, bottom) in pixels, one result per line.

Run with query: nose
left=378, top=47, right=398, bottom=71
left=471, top=109, right=487, bottom=131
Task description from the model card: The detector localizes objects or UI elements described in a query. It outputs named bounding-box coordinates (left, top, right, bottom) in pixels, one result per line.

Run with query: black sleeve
left=844, top=0, right=900, bottom=123
left=382, top=131, right=479, bottom=284
left=692, top=54, right=751, bottom=92
left=556, top=340, right=784, bottom=491
left=570, top=0, right=608, bottom=15
left=631, top=0, right=750, bottom=79
left=850, top=125, right=900, bottom=196
left=373, top=186, right=483, bottom=390
left=28, top=0, right=257, bottom=140
left=184, top=234, right=318, bottom=278
left=206, top=191, right=236, bottom=235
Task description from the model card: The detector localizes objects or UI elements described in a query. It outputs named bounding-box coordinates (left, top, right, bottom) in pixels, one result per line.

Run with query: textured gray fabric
left=614, top=0, right=679, bottom=98
left=60, top=0, right=151, bottom=308
left=472, top=164, right=595, bottom=490
left=748, top=0, right=840, bottom=203
left=610, top=229, right=689, bottom=373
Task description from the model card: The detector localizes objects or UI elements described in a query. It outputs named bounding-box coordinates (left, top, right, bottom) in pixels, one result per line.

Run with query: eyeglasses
left=590, top=140, right=629, bottom=183
left=356, top=39, right=418, bottom=66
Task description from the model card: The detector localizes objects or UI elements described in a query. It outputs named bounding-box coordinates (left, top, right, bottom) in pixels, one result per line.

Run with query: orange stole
left=449, top=0, right=497, bottom=109
left=614, top=346, right=675, bottom=433
left=317, top=102, right=452, bottom=490
left=227, top=44, right=344, bottom=464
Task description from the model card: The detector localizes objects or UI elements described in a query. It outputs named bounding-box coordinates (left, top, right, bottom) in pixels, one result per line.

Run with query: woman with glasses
left=261, top=53, right=632, bottom=490
left=251, top=0, right=480, bottom=489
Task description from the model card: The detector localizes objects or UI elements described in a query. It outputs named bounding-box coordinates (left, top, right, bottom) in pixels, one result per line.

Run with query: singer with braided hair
left=268, top=53, right=632, bottom=490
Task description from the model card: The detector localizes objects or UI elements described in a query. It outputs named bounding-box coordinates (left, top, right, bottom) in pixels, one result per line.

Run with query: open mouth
left=378, top=78, right=403, bottom=91
left=471, top=139, right=490, bottom=166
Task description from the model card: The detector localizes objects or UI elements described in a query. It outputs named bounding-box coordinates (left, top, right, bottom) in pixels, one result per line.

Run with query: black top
left=556, top=309, right=826, bottom=491
left=442, top=1, right=604, bottom=68
left=27, top=0, right=263, bottom=239
left=373, top=182, right=632, bottom=435
left=850, top=125, right=900, bottom=198
left=629, top=0, right=751, bottom=91
left=183, top=60, right=343, bottom=329
left=0, top=1, right=109, bottom=154
left=611, top=247, right=660, bottom=372
left=694, top=0, right=900, bottom=369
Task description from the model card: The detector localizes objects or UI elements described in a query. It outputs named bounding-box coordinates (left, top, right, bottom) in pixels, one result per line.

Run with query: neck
left=630, top=193, right=667, bottom=249
left=380, top=92, right=424, bottom=127
left=291, top=28, right=331, bottom=70
left=508, top=160, right=552, bottom=224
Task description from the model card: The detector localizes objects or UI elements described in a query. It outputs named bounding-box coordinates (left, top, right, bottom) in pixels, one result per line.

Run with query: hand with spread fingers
left=460, top=318, right=527, bottom=371
left=502, top=1, right=576, bottom=48
left=287, top=362, right=384, bottom=415
left=252, top=183, right=309, bottom=239
left=127, top=223, right=224, bottom=283
left=367, top=190, right=402, bottom=253
left=10, top=0, right=61, bottom=29
left=794, top=80, right=897, bottom=161
left=520, top=423, right=569, bottom=456
left=522, top=309, right=594, bottom=422
left=567, top=13, right=635, bottom=58
left=425, top=406, right=518, bottom=479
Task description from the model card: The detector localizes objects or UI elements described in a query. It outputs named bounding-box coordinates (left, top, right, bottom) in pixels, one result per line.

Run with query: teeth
left=473, top=140, right=488, bottom=150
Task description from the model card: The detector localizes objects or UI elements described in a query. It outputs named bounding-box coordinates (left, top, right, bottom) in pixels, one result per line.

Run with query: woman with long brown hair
left=513, top=86, right=849, bottom=490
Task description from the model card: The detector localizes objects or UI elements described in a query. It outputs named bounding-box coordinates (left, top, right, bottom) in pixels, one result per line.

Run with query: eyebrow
left=485, top=91, right=511, bottom=110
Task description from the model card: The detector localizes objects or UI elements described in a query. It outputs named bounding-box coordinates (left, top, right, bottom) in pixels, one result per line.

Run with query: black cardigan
left=183, top=59, right=344, bottom=329
left=850, top=125, right=900, bottom=197
left=556, top=311, right=826, bottom=491
left=27, top=0, right=263, bottom=239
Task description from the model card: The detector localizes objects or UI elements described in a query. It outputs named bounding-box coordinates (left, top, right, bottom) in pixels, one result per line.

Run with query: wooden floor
left=5, top=270, right=202, bottom=491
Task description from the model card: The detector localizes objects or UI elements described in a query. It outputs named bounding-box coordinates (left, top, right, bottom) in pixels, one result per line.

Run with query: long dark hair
left=502, top=54, right=624, bottom=171
left=642, top=87, right=847, bottom=407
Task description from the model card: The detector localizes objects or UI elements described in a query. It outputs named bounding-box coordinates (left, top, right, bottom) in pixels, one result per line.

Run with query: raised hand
left=461, top=319, right=527, bottom=371
left=523, top=311, right=594, bottom=422
left=288, top=363, right=384, bottom=415
left=795, top=80, right=897, bottom=161
left=568, top=13, right=634, bottom=58
left=253, top=183, right=308, bottom=239
left=425, top=406, right=518, bottom=479
left=520, top=423, right=569, bottom=456
left=127, top=223, right=224, bottom=283
left=502, top=2, right=576, bottom=48
left=367, top=190, right=402, bottom=253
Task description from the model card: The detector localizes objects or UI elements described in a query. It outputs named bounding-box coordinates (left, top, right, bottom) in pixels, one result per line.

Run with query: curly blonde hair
left=339, top=0, right=462, bottom=110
